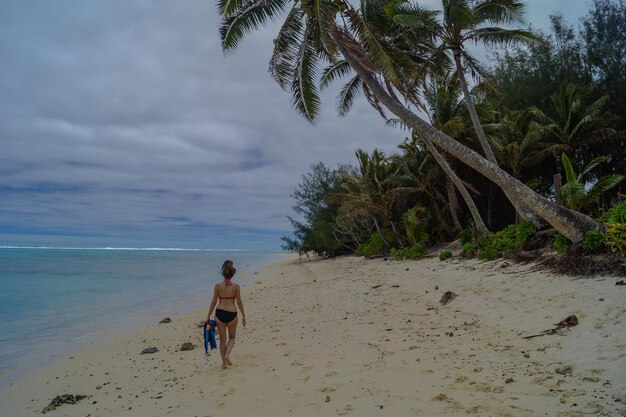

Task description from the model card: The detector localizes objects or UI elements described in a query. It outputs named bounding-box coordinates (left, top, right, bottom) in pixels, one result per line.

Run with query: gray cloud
left=0, top=1, right=589, bottom=249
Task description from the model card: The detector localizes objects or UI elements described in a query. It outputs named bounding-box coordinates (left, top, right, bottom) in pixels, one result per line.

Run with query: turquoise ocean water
left=0, top=247, right=284, bottom=386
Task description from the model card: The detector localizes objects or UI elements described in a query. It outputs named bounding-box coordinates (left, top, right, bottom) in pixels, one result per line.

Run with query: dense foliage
left=213, top=0, right=621, bottom=270
left=280, top=162, right=350, bottom=257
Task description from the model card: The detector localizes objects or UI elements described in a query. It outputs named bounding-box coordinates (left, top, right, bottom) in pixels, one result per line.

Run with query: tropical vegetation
left=216, top=0, right=626, bottom=271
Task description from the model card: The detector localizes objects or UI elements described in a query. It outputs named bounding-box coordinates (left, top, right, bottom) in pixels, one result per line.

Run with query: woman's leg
left=224, top=316, right=238, bottom=366
left=215, top=318, right=228, bottom=369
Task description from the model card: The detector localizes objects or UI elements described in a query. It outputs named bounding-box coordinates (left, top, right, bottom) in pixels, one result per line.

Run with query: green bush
left=605, top=199, right=626, bottom=265
left=475, top=221, right=535, bottom=260
left=461, top=242, right=476, bottom=257
left=606, top=223, right=626, bottom=264
left=477, top=246, right=498, bottom=261
left=390, top=243, right=426, bottom=261
left=515, top=221, right=535, bottom=248
left=583, top=229, right=607, bottom=253
left=607, top=198, right=626, bottom=224
left=459, top=228, right=473, bottom=244
left=355, top=232, right=387, bottom=258
left=553, top=234, right=569, bottom=253
left=439, top=251, right=453, bottom=261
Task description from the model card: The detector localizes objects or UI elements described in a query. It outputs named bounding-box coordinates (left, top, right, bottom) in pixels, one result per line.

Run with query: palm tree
left=390, top=0, right=544, bottom=223
left=329, top=62, right=490, bottom=234
left=484, top=107, right=548, bottom=180
left=391, top=0, right=542, bottom=161
left=559, top=153, right=623, bottom=213
left=329, top=149, right=418, bottom=247
left=417, top=72, right=489, bottom=234
left=332, top=31, right=600, bottom=242
left=393, top=138, right=458, bottom=233
left=484, top=107, right=551, bottom=221
left=530, top=83, right=614, bottom=165
left=217, top=0, right=601, bottom=242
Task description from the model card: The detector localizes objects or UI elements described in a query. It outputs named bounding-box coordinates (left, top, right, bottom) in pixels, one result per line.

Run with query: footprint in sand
left=325, top=371, right=338, bottom=377
left=465, top=405, right=491, bottom=414
left=431, top=394, right=464, bottom=411
left=474, top=382, right=492, bottom=392
left=224, top=388, right=235, bottom=396
left=336, top=404, right=353, bottom=415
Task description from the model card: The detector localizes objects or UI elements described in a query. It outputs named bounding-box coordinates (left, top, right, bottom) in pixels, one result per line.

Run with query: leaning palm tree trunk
left=452, top=50, right=541, bottom=226
left=420, top=135, right=489, bottom=235
left=333, top=33, right=599, bottom=242
left=446, top=179, right=463, bottom=231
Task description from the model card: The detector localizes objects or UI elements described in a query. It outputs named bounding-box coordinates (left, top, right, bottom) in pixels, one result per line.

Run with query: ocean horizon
left=0, top=247, right=285, bottom=386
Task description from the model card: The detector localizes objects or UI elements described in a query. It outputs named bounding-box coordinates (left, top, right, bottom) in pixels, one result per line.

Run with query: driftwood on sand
left=522, top=315, right=579, bottom=339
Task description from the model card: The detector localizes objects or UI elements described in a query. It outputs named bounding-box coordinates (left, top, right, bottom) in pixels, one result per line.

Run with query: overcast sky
left=0, top=1, right=590, bottom=250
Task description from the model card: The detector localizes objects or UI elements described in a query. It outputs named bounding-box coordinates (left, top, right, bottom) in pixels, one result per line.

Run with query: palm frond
left=218, top=0, right=247, bottom=18
left=474, top=0, right=526, bottom=25
left=560, top=182, right=585, bottom=210
left=337, top=75, right=363, bottom=116
left=311, top=0, right=337, bottom=55
left=385, top=117, right=410, bottom=130
left=460, top=51, right=490, bottom=81
left=392, top=4, right=440, bottom=32
left=464, top=27, right=544, bottom=46
left=345, top=8, right=411, bottom=84
left=268, top=7, right=305, bottom=90
left=585, top=175, right=624, bottom=204
left=561, top=153, right=576, bottom=184
left=320, top=60, right=353, bottom=90
left=443, top=0, right=475, bottom=29
left=290, top=21, right=321, bottom=122
left=586, top=94, right=610, bottom=114
left=580, top=156, right=608, bottom=179
left=220, top=0, right=290, bottom=52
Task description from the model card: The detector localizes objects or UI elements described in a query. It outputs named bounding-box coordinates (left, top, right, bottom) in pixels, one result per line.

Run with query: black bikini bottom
left=215, top=308, right=237, bottom=324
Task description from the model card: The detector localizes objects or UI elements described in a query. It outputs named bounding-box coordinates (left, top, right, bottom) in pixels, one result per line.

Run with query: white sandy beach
left=1, top=254, right=625, bottom=417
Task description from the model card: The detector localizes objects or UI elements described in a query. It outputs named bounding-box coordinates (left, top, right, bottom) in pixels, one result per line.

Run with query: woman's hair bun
left=221, top=260, right=236, bottom=279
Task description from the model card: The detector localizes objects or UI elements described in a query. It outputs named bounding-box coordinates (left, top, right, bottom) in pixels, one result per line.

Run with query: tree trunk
left=334, top=36, right=599, bottom=242
left=554, top=173, right=562, bottom=204
left=421, top=135, right=489, bottom=235
left=453, top=50, right=542, bottom=227
left=388, top=216, right=405, bottom=247
left=453, top=50, right=497, bottom=163
left=446, top=179, right=463, bottom=231
left=372, top=217, right=390, bottom=249
left=487, top=184, right=494, bottom=229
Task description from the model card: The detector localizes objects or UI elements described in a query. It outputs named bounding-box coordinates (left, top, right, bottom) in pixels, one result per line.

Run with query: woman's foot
left=225, top=357, right=233, bottom=366
left=221, top=363, right=228, bottom=369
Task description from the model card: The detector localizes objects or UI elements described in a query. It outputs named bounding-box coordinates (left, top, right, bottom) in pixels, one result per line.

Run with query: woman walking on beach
left=207, top=260, right=246, bottom=369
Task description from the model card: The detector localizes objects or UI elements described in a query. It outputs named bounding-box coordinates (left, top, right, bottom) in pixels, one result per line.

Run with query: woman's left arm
left=236, top=285, right=246, bottom=327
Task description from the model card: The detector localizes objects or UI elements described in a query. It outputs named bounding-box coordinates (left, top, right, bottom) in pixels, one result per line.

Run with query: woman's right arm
left=206, top=284, right=218, bottom=321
